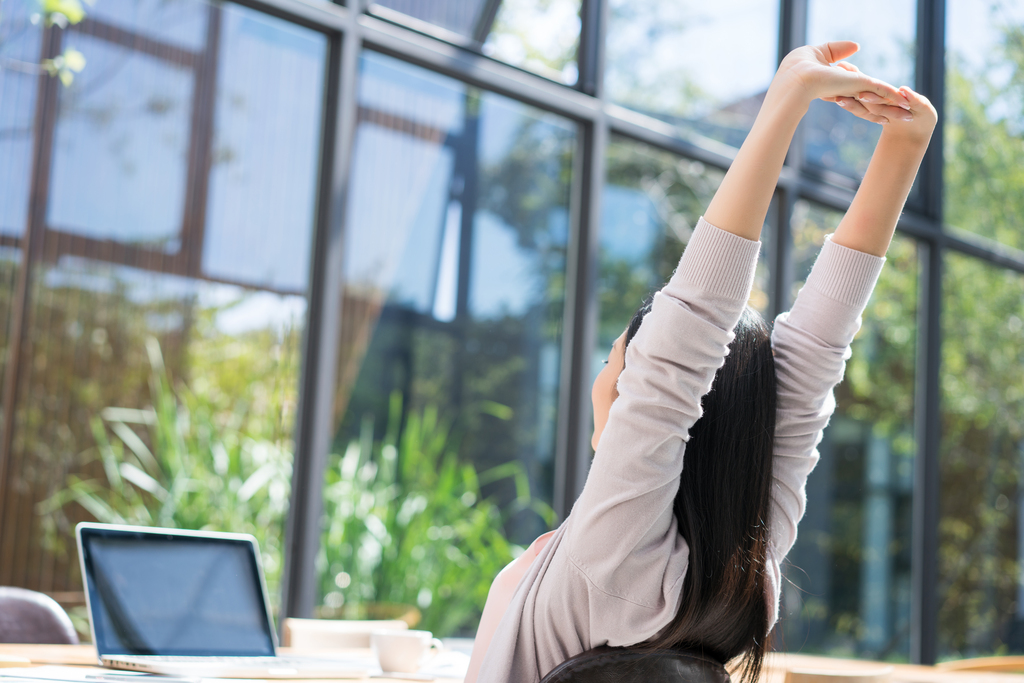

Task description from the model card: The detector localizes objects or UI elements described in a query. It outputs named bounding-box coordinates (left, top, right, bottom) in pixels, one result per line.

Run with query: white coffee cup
left=371, top=629, right=443, bottom=673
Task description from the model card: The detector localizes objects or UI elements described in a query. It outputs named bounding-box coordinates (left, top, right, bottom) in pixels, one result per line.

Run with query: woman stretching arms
left=467, top=41, right=937, bottom=683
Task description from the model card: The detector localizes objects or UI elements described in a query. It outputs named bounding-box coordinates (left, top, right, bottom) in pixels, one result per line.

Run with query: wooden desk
left=5, top=645, right=1024, bottom=682
left=0, top=644, right=464, bottom=682
left=764, top=653, right=1024, bottom=683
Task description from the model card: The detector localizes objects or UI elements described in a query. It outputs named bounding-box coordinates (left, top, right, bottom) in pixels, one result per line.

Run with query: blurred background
left=1, top=0, right=1023, bottom=667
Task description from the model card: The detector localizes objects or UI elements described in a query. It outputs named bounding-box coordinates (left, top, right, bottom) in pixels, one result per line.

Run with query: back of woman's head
left=624, top=300, right=777, bottom=683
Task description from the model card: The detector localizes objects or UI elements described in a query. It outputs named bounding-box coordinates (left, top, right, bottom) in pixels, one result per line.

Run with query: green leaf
left=237, top=462, right=276, bottom=502
left=40, top=0, right=85, bottom=24
left=119, top=462, right=168, bottom=500
left=110, top=421, right=159, bottom=474
left=90, top=417, right=122, bottom=491
left=479, top=400, right=514, bottom=420
left=101, top=407, right=156, bottom=425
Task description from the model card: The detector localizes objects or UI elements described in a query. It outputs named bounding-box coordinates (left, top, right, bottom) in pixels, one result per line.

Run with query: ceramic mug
left=371, top=629, right=443, bottom=673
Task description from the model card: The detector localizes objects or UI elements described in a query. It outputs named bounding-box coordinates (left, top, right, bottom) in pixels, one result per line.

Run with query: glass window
left=371, top=0, right=581, bottom=85
left=598, top=135, right=770, bottom=385
left=5, top=0, right=327, bottom=604
left=322, top=51, right=574, bottom=636
left=46, top=32, right=195, bottom=247
left=780, top=201, right=917, bottom=661
left=604, top=0, right=778, bottom=150
left=945, top=0, right=1024, bottom=251
left=88, top=0, right=208, bottom=50
left=939, top=253, right=1024, bottom=658
left=0, top=0, right=38, bottom=497
left=804, top=0, right=917, bottom=179
left=0, top=0, right=42, bottom=237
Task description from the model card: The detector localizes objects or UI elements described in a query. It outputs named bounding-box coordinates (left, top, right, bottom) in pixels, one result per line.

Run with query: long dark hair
left=623, top=299, right=777, bottom=683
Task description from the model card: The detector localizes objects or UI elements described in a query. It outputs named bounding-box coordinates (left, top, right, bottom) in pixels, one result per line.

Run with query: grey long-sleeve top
left=476, top=217, right=885, bottom=683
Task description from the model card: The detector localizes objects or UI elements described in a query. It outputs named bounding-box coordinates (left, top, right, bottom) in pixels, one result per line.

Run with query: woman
left=466, top=41, right=937, bottom=683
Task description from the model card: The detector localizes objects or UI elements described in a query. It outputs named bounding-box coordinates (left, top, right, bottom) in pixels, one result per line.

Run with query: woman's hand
left=830, top=87, right=936, bottom=257
left=775, top=41, right=904, bottom=113
left=704, top=40, right=909, bottom=242
left=836, top=84, right=938, bottom=146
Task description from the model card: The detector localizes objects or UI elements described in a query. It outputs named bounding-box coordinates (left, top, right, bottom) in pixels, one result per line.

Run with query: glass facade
left=939, top=253, right=1024, bottom=658
left=604, top=0, right=779, bottom=149
left=2, top=0, right=1023, bottom=664
left=371, top=0, right=581, bottom=85
left=0, top=0, right=40, bottom=238
left=945, top=0, right=1024, bottom=251
left=318, top=51, right=574, bottom=635
left=0, top=0, right=325, bottom=602
left=804, top=0, right=917, bottom=179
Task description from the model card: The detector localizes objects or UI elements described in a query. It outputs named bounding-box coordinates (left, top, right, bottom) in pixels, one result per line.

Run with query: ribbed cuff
left=673, top=217, right=761, bottom=302
left=804, top=236, right=886, bottom=310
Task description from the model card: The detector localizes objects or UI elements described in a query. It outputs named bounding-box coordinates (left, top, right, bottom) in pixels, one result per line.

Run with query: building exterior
left=1, top=0, right=1023, bottom=665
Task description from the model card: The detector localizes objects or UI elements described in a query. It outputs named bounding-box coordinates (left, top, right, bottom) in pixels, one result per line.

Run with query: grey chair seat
left=540, top=647, right=731, bottom=683
left=0, top=587, right=79, bottom=644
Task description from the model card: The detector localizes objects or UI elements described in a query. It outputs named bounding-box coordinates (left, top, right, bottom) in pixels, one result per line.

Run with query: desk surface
left=4, top=645, right=1024, bottom=682
left=0, top=645, right=463, bottom=682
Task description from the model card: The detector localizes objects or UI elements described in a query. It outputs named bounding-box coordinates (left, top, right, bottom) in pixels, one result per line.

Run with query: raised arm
left=705, top=41, right=909, bottom=242
left=764, top=84, right=936, bottom=624
left=831, top=83, right=938, bottom=255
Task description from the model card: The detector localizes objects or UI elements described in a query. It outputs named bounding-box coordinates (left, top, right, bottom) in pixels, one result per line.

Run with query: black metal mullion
left=916, top=0, right=946, bottom=222
left=910, top=0, right=945, bottom=665
left=451, top=96, right=481, bottom=411
left=772, top=0, right=805, bottom=317
left=777, top=0, right=807, bottom=65
left=576, top=0, right=606, bottom=98
left=553, top=0, right=607, bottom=519
left=912, top=236, right=942, bottom=665
left=770, top=190, right=796, bottom=318
left=470, top=0, right=503, bottom=45
left=553, top=114, right=605, bottom=520
left=281, top=16, right=361, bottom=624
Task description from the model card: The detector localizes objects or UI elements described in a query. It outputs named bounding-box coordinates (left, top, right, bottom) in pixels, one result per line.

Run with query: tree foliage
left=936, top=11, right=1024, bottom=658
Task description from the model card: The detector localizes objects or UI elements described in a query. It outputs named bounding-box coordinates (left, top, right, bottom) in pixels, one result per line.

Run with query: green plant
left=39, top=337, right=293, bottom=598
left=41, top=333, right=552, bottom=637
left=319, top=391, right=555, bottom=637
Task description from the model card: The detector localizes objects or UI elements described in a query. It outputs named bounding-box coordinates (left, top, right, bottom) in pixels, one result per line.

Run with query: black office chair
left=540, top=646, right=731, bottom=683
left=0, top=586, right=80, bottom=644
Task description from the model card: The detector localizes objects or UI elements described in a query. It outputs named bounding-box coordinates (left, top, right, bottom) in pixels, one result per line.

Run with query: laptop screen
left=78, top=525, right=277, bottom=657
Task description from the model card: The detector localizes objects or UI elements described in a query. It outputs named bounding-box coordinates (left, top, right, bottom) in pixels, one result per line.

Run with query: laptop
left=76, top=522, right=372, bottom=679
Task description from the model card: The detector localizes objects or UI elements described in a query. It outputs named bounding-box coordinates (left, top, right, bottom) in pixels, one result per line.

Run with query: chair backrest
left=540, top=647, right=731, bottom=683
left=0, top=587, right=79, bottom=644
left=281, top=618, right=408, bottom=649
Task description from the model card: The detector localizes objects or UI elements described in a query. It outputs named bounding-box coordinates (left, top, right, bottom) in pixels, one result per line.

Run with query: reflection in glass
left=945, top=0, right=1024, bottom=251
left=0, top=0, right=41, bottom=237
left=939, top=253, right=1024, bottom=658
left=88, top=0, right=208, bottom=50
left=1, top=0, right=326, bottom=601
left=599, top=136, right=770, bottom=382
left=604, top=0, right=778, bottom=149
left=804, top=0, right=916, bottom=179
left=323, top=51, right=575, bottom=635
left=47, top=32, right=194, bottom=247
left=780, top=201, right=917, bottom=660
left=372, top=0, right=581, bottom=85
left=0, top=0, right=37, bottom=479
